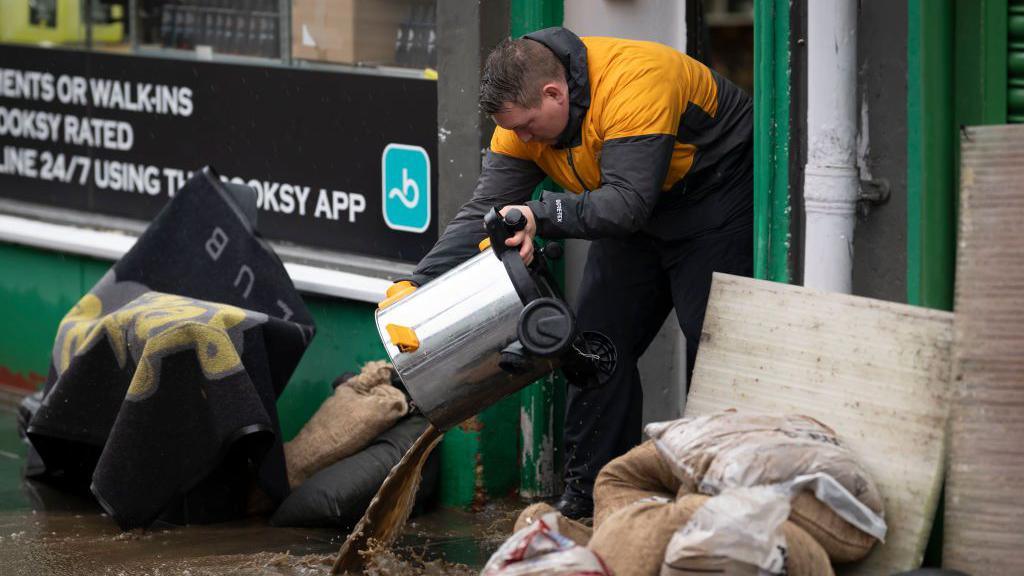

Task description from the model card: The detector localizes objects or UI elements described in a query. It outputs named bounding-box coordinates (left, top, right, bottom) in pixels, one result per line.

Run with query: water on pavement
left=0, top=398, right=520, bottom=576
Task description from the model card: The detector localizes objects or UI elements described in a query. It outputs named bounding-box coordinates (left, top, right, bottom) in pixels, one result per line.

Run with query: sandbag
left=593, top=439, right=872, bottom=562
left=270, top=414, right=438, bottom=528
left=646, top=412, right=883, bottom=562
left=283, top=361, right=407, bottom=487
left=646, top=413, right=882, bottom=511
left=514, top=503, right=593, bottom=546
left=588, top=493, right=709, bottom=576
left=593, top=440, right=682, bottom=528
left=663, top=517, right=835, bottom=576
left=590, top=488, right=834, bottom=576
left=789, top=491, right=876, bottom=563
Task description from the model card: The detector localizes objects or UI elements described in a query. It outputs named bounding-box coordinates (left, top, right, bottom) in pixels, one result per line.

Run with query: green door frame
left=1010, top=0, right=1024, bottom=122
left=908, top=0, right=1006, bottom=312
left=907, top=0, right=955, bottom=311
left=754, top=0, right=792, bottom=284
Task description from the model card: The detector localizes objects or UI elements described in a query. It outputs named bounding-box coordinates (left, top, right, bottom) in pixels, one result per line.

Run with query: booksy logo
left=382, top=143, right=430, bottom=233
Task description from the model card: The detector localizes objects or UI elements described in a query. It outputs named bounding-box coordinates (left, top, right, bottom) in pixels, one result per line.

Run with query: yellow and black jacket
left=413, top=27, right=752, bottom=283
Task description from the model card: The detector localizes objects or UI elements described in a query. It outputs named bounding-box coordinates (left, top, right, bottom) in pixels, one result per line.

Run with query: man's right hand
left=499, top=205, right=538, bottom=265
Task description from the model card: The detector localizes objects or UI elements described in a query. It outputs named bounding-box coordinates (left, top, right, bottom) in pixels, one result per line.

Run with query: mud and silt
left=0, top=489, right=341, bottom=576
left=0, top=478, right=508, bottom=576
left=0, top=404, right=519, bottom=576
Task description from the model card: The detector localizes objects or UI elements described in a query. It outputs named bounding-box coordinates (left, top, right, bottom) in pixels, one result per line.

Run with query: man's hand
left=499, top=204, right=537, bottom=265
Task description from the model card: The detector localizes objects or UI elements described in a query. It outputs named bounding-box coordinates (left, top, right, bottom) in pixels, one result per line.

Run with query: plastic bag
left=645, top=412, right=886, bottom=541
left=662, top=485, right=791, bottom=575
left=784, top=472, right=886, bottom=541
left=482, top=512, right=610, bottom=576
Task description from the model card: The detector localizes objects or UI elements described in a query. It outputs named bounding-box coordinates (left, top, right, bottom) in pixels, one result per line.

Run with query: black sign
left=0, top=45, right=438, bottom=262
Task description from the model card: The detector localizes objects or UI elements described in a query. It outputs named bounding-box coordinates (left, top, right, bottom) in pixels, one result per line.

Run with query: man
left=407, top=27, right=753, bottom=519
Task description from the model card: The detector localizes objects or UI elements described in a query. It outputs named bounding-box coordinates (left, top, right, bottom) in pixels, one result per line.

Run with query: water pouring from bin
left=333, top=206, right=616, bottom=572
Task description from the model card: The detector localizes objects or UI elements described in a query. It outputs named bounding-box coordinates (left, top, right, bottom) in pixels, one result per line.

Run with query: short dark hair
left=480, top=38, right=565, bottom=115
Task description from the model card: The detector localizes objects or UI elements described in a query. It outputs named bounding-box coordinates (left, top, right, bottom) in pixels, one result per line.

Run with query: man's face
left=492, top=82, right=569, bottom=146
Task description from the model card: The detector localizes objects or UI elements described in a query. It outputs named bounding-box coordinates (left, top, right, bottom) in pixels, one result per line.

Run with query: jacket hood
left=523, top=27, right=590, bottom=149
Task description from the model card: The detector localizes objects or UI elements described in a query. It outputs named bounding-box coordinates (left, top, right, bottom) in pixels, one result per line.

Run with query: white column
left=803, top=0, right=859, bottom=293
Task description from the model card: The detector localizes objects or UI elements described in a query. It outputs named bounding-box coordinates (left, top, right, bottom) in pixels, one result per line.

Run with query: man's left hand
left=499, top=205, right=537, bottom=265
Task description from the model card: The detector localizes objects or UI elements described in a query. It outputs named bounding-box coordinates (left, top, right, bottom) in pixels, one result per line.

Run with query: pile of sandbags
left=646, top=412, right=887, bottom=565
left=274, top=361, right=444, bottom=529
left=283, top=360, right=408, bottom=488
left=491, top=411, right=886, bottom=575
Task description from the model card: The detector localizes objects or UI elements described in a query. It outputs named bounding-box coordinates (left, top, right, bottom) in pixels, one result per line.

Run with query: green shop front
left=0, top=0, right=553, bottom=508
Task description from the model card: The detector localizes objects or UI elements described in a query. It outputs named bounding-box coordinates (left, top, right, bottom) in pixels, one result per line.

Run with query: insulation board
left=684, top=273, right=953, bottom=575
left=944, top=124, right=1024, bottom=574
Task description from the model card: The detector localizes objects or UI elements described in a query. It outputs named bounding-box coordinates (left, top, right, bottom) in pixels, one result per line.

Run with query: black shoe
left=553, top=492, right=594, bottom=521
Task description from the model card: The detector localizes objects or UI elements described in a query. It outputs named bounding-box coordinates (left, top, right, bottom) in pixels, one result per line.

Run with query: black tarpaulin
left=25, top=167, right=315, bottom=530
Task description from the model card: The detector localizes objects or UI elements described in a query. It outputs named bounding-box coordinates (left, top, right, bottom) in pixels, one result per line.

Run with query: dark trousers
left=561, top=150, right=754, bottom=500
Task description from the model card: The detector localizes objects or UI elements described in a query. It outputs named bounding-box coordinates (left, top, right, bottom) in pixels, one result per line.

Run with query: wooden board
left=684, top=273, right=953, bottom=575
left=944, top=125, right=1024, bottom=574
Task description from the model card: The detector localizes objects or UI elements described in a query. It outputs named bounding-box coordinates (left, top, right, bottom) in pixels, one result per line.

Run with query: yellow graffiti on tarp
left=55, top=292, right=257, bottom=399
left=57, top=293, right=106, bottom=374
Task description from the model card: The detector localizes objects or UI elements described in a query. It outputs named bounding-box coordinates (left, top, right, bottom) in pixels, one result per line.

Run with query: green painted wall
left=276, top=296, right=386, bottom=442
left=437, top=394, right=523, bottom=507
left=0, top=243, right=105, bottom=390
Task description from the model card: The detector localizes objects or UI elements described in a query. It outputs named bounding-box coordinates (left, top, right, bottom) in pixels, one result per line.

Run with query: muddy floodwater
left=0, top=397, right=519, bottom=575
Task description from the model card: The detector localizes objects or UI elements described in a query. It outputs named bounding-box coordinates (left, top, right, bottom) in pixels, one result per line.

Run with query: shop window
left=704, top=0, right=753, bottom=95
left=140, top=1, right=284, bottom=59
left=1, top=0, right=438, bottom=75
left=0, top=0, right=441, bottom=267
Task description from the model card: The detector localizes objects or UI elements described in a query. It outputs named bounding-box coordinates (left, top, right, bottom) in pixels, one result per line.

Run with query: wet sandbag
left=596, top=432, right=876, bottom=563
left=588, top=493, right=709, bottom=576
left=590, top=487, right=833, bottom=576
left=271, top=414, right=438, bottom=528
left=660, top=485, right=832, bottom=576
left=593, top=440, right=683, bottom=527
left=646, top=412, right=884, bottom=562
left=663, top=516, right=834, bottom=576
left=514, top=503, right=593, bottom=546
left=283, top=361, right=407, bottom=487
left=788, top=490, right=876, bottom=563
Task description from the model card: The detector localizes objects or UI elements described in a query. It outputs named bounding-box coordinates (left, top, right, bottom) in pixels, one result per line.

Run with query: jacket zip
left=566, top=148, right=590, bottom=193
